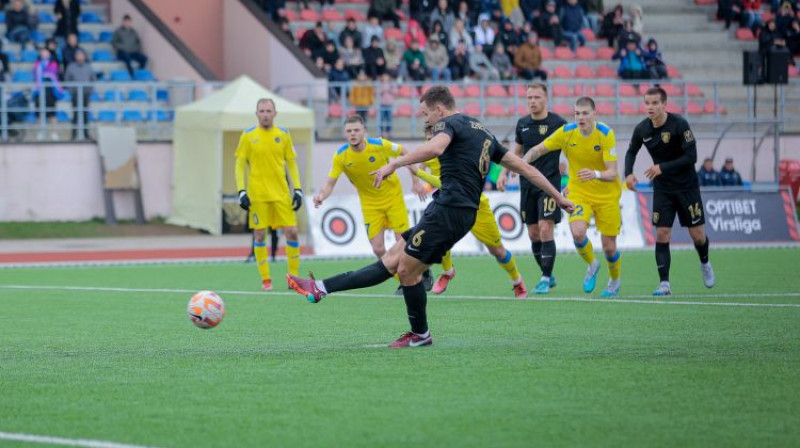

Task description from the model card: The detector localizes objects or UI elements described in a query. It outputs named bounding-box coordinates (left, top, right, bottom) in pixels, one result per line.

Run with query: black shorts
left=652, top=188, right=705, bottom=228
left=520, top=188, right=562, bottom=225
left=401, top=202, right=477, bottom=265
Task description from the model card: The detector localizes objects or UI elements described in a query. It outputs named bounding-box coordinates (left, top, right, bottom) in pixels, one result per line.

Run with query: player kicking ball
left=624, top=86, right=715, bottom=296
left=416, top=125, right=528, bottom=299
left=287, top=86, right=573, bottom=347
left=523, top=97, right=623, bottom=297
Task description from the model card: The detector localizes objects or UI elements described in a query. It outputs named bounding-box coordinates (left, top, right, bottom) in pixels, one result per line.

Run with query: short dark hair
left=527, top=82, right=548, bottom=95
left=123, top=14, right=132, bottom=21
left=575, top=96, right=596, bottom=110
left=345, top=115, right=365, bottom=126
left=420, top=86, right=456, bottom=110
left=645, top=86, right=667, bottom=103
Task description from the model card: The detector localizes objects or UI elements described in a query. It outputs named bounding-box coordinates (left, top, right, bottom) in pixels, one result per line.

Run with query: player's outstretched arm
left=313, top=177, right=339, bottom=208
left=500, top=152, right=574, bottom=213
left=624, top=129, right=643, bottom=191
left=577, top=160, right=618, bottom=183
left=372, top=133, right=452, bottom=187
left=520, top=142, right=548, bottom=165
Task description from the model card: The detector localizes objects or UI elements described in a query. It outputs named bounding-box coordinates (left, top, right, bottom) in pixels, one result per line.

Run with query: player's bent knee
left=283, top=227, right=299, bottom=241
left=253, top=229, right=266, bottom=243
left=656, top=227, right=672, bottom=243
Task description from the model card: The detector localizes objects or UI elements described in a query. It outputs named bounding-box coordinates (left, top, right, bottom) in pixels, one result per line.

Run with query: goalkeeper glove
left=238, top=190, right=250, bottom=211
left=292, top=189, right=304, bottom=211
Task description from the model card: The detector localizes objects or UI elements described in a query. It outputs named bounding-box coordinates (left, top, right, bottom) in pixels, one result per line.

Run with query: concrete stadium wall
left=1, top=136, right=799, bottom=222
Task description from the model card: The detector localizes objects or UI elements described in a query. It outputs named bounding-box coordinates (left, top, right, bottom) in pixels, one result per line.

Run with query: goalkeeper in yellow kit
left=415, top=125, right=528, bottom=299
left=523, top=97, right=623, bottom=297
left=235, top=98, right=304, bottom=292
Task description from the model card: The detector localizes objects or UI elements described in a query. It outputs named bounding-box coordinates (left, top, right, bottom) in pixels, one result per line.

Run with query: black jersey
left=433, top=113, right=509, bottom=209
left=515, top=112, right=567, bottom=192
left=625, top=113, right=699, bottom=191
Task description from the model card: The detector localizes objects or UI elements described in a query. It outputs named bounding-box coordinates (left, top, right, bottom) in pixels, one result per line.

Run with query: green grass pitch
left=1, top=248, right=799, bottom=447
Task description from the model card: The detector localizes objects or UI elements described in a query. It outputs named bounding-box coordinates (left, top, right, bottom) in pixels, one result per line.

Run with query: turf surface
left=1, top=248, right=799, bottom=447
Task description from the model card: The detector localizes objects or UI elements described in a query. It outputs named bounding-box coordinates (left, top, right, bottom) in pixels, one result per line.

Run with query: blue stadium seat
left=92, top=49, right=114, bottom=62
left=58, top=90, right=72, bottom=101
left=12, top=72, right=34, bottom=83
left=78, top=31, right=95, bottom=43
left=0, top=12, right=6, bottom=22
left=90, top=91, right=101, bottom=102
left=56, top=110, right=71, bottom=122
left=94, top=110, right=116, bottom=122
left=156, top=110, right=174, bottom=122
left=133, top=69, right=155, bottom=82
left=39, top=0, right=56, bottom=4
left=127, top=89, right=149, bottom=101
left=21, top=50, right=38, bottom=62
left=30, top=30, right=46, bottom=44
left=122, top=110, right=145, bottom=122
left=98, top=31, right=113, bottom=43
left=4, top=51, right=20, bottom=63
left=156, top=89, right=169, bottom=102
left=110, top=70, right=132, bottom=82
left=38, top=11, right=55, bottom=24
left=80, top=12, right=103, bottom=24
left=21, top=112, right=37, bottom=123
left=103, top=90, right=120, bottom=102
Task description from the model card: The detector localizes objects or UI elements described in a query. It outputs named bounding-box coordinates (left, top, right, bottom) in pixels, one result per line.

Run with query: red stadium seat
left=620, top=84, right=638, bottom=97
left=576, top=47, right=596, bottom=60
left=344, top=9, right=366, bottom=21
left=553, top=103, right=572, bottom=116
left=463, top=102, right=481, bottom=116
left=594, top=83, right=615, bottom=97
left=704, top=100, right=725, bottom=114
left=397, top=85, right=413, bottom=98
left=284, top=9, right=298, bottom=21
left=321, top=9, right=343, bottom=21
left=687, top=83, right=704, bottom=97
left=395, top=103, right=413, bottom=117
left=596, top=65, right=616, bottom=78
left=540, top=47, right=553, bottom=59
left=385, top=28, right=403, bottom=41
left=486, top=103, right=508, bottom=116
left=639, top=103, right=647, bottom=114
left=596, top=47, right=615, bottom=59
left=450, top=85, right=465, bottom=98
left=420, top=84, right=434, bottom=95
left=464, top=85, right=482, bottom=97
left=687, top=101, right=703, bottom=115
left=486, top=84, right=509, bottom=97
left=695, top=0, right=715, bottom=4
left=328, top=103, right=343, bottom=118
left=512, top=84, right=527, bottom=97
left=512, top=104, right=528, bottom=116
left=552, top=65, right=573, bottom=78
left=555, top=47, right=575, bottom=60
left=661, top=84, right=683, bottom=97
left=596, top=102, right=615, bottom=116
left=299, top=8, right=319, bottom=22
left=575, top=65, right=595, bottom=78
left=736, top=28, right=756, bottom=40
left=667, top=65, right=682, bottom=78
left=553, top=84, right=573, bottom=97
left=620, top=102, right=638, bottom=115
left=581, top=28, right=597, bottom=41
left=294, top=27, right=307, bottom=42
left=665, top=103, right=683, bottom=114
left=573, top=84, right=592, bottom=96
left=395, top=9, right=406, bottom=20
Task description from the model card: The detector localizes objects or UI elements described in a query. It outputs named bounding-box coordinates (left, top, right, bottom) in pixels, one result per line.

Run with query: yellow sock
left=442, top=251, right=453, bottom=272
left=253, top=242, right=270, bottom=281
left=606, top=251, right=621, bottom=280
left=495, top=249, right=520, bottom=283
left=575, top=237, right=596, bottom=265
left=286, top=240, right=300, bottom=277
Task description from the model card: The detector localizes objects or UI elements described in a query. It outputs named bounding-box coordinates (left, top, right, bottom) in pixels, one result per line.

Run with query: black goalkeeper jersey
left=515, top=112, right=567, bottom=192
left=432, top=113, right=509, bottom=209
left=625, top=113, right=699, bottom=191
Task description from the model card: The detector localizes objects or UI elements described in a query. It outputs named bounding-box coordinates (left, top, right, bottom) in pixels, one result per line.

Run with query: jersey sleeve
left=490, top=137, right=509, bottom=163
left=433, top=118, right=456, bottom=139
left=328, top=153, right=344, bottom=179
left=602, top=128, right=618, bottom=163
left=660, top=118, right=697, bottom=173
left=543, top=126, right=566, bottom=152
left=381, top=138, right=403, bottom=158
left=514, top=121, right=523, bottom=145
left=624, top=124, right=644, bottom=177
left=283, top=130, right=297, bottom=162
left=234, top=131, right=250, bottom=192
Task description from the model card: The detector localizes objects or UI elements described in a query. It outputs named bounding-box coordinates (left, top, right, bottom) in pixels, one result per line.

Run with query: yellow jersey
left=235, top=125, right=301, bottom=202
left=329, top=137, right=405, bottom=208
left=543, top=122, right=621, bottom=201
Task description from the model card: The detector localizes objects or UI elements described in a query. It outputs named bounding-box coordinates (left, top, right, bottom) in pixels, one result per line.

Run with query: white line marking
left=0, top=431, right=168, bottom=448
left=2, top=285, right=800, bottom=308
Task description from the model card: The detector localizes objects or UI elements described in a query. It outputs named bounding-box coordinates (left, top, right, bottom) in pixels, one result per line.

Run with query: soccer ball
left=187, top=290, right=226, bottom=329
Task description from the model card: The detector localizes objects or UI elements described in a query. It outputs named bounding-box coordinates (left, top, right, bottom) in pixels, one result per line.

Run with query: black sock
left=540, top=240, right=556, bottom=277
left=695, top=237, right=710, bottom=264
left=402, top=281, right=428, bottom=334
left=655, top=242, right=671, bottom=282
left=531, top=240, right=543, bottom=269
left=323, top=260, right=393, bottom=294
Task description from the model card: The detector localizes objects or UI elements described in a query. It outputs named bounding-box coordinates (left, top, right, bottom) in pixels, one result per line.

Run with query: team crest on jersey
left=661, top=132, right=671, bottom=144
left=684, top=130, right=694, bottom=143
left=275, top=137, right=281, bottom=143
left=653, top=212, right=660, bottom=224
left=593, top=145, right=601, bottom=152
left=433, top=121, right=446, bottom=132
left=538, top=125, right=548, bottom=135
left=369, top=156, right=376, bottom=163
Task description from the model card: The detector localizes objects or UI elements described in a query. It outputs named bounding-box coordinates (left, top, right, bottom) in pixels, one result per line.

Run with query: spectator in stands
left=430, top=20, right=450, bottom=51
left=537, top=0, right=564, bottom=47
left=786, top=19, right=800, bottom=54
left=301, top=0, right=335, bottom=10
left=363, top=36, right=387, bottom=79
left=759, top=19, right=779, bottom=54
left=339, top=18, right=363, bottom=49
left=45, top=38, right=64, bottom=76
left=581, top=0, right=604, bottom=33
left=404, top=19, right=427, bottom=49
left=410, top=0, right=435, bottom=31
left=112, top=15, right=148, bottom=77
left=449, top=18, right=474, bottom=50
left=776, top=1, right=795, bottom=36
left=300, top=22, right=327, bottom=60
left=260, top=0, right=286, bottom=21
left=5, top=0, right=32, bottom=50
left=499, top=19, right=522, bottom=55
left=742, top=0, right=763, bottom=32
left=698, top=158, right=721, bottom=186
left=456, top=0, right=475, bottom=27
left=719, top=0, right=743, bottom=30
left=0, top=41, right=8, bottom=82
left=474, top=14, right=497, bottom=56
left=643, top=38, right=667, bottom=79
left=384, top=40, right=403, bottom=77
left=560, top=0, right=587, bottom=52
left=520, top=0, right=543, bottom=25
left=402, top=39, right=427, bottom=80
left=429, top=0, right=455, bottom=34
left=320, top=41, right=340, bottom=71
left=341, top=35, right=365, bottom=79
left=321, top=20, right=338, bottom=43
left=369, top=0, right=401, bottom=28
left=64, top=49, right=94, bottom=140
left=33, top=47, right=62, bottom=140
left=328, top=59, right=350, bottom=102
left=349, top=71, right=374, bottom=123
left=362, top=15, right=385, bottom=48
left=378, top=73, right=396, bottom=136
left=515, top=31, right=547, bottom=80
left=719, top=158, right=744, bottom=186
left=62, top=33, right=82, bottom=69
left=613, top=40, right=648, bottom=79
left=469, top=43, right=501, bottom=80
left=491, top=43, right=514, bottom=79
left=425, top=36, right=452, bottom=80
left=600, top=3, right=624, bottom=47
left=617, top=20, right=641, bottom=49
left=54, top=0, right=80, bottom=42
left=630, top=4, right=644, bottom=35
left=449, top=39, right=470, bottom=79
left=279, top=18, right=294, bottom=43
